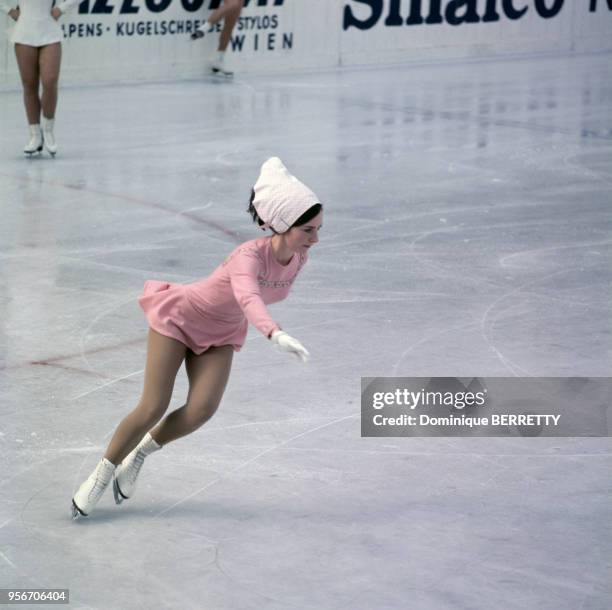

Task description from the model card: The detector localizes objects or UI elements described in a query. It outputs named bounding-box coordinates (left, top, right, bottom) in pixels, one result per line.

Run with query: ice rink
left=1, top=51, right=611, bottom=609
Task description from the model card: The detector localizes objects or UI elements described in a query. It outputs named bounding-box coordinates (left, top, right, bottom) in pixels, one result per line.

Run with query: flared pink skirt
left=138, top=280, right=247, bottom=354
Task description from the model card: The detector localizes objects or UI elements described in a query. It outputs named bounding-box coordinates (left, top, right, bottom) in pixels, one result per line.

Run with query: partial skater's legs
left=72, top=329, right=186, bottom=517
left=218, top=2, right=243, bottom=52
left=38, top=43, right=61, bottom=120
left=111, top=345, right=233, bottom=505
left=207, top=0, right=244, bottom=30
left=74, top=334, right=232, bottom=516
left=151, top=345, right=233, bottom=445
left=38, top=43, right=62, bottom=154
left=104, top=329, right=187, bottom=465
left=192, top=0, right=243, bottom=58
left=14, top=44, right=41, bottom=124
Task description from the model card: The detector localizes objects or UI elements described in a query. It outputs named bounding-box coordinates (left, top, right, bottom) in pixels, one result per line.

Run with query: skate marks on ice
left=152, top=413, right=357, bottom=519
left=0, top=168, right=246, bottom=242
left=70, top=368, right=144, bottom=402
left=478, top=266, right=586, bottom=377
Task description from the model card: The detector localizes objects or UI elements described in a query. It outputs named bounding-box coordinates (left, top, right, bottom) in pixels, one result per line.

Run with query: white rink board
left=0, top=0, right=611, bottom=86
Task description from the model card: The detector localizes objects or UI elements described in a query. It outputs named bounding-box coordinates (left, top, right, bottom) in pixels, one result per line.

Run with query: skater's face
left=286, top=209, right=323, bottom=253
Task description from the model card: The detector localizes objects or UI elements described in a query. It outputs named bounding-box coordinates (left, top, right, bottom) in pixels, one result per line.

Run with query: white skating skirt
left=9, top=16, right=63, bottom=47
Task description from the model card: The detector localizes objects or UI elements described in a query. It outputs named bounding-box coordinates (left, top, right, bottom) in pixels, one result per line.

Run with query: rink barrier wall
left=0, top=0, right=611, bottom=86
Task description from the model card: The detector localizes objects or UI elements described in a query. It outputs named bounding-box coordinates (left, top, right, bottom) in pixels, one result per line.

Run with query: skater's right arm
left=227, top=249, right=282, bottom=337
left=227, top=248, right=309, bottom=362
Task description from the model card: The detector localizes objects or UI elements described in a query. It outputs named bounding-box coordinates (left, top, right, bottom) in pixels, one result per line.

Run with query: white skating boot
left=190, top=20, right=209, bottom=40
left=41, top=117, right=58, bottom=156
left=112, top=432, right=162, bottom=505
left=23, top=124, right=43, bottom=156
left=210, top=52, right=233, bottom=78
left=71, top=457, right=116, bottom=519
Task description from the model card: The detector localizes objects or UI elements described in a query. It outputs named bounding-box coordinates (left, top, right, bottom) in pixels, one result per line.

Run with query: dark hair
left=247, top=188, right=322, bottom=233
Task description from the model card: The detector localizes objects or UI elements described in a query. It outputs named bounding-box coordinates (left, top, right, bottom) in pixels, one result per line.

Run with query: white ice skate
left=112, top=432, right=162, bottom=505
left=209, top=51, right=233, bottom=78
left=71, top=458, right=116, bottom=519
left=190, top=23, right=207, bottom=40
left=210, top=63, right=234, bottom=78
left=24, top=124, right=43, bottom=156
left=41, top=117, right=58, bottom=157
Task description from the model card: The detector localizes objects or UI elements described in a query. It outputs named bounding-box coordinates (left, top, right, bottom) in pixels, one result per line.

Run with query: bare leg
left=104, top=329, right=187, bottom=465
left=38, top=43, right=61, bottom=119
left=14, top=44, right=41, bottom=124
left=150, top=345, right=233, bottom=445
left=207, top=0, right=244, bottom=28
left=218, top=3, right=243, bottom=52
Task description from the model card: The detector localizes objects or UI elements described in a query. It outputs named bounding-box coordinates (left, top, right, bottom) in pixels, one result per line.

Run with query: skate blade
left=71, top=499, right=86, bottom=520
left=112, top=477, right=127, bottom=505
left=211, top=69, right=233, bottom=79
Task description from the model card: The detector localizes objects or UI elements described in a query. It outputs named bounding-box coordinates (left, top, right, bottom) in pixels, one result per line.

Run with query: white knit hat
left=253, top=157, right=320, bottom=233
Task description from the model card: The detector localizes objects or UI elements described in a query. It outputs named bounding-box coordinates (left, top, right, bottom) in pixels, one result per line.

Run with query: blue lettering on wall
left=342, top=0, right=566, bottom=29
left=146, top=0, right=172, bottom=12
left=589, top=0, right=612, bottom=10
left=78, top=0, right=284, bottom=14
left=122, top=0, right=138, bottom=13
left=64, top=0, right=291, bottom=51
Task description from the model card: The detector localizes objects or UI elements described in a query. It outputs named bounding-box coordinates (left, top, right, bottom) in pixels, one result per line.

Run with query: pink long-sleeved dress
left=138, top=237, right=308, bottom=354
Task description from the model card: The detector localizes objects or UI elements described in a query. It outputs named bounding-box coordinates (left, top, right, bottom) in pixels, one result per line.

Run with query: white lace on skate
left=87, top=472, right=109, bottom=503
left=72, top=459, right=114, bottom=518
left=114, top=448, right=146, bottom=501
left=125, top=450, right=146, bottom=488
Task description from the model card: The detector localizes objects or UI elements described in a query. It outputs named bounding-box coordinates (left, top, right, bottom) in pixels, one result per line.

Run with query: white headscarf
left=253, top=157, right=320, bottom=233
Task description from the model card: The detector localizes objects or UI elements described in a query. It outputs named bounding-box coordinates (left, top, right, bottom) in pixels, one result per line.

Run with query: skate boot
left=190, top=22, right=208, bottom=40
left=71, top=457, right=116, bottom=519
left=41, top=117, right=58, bottom=157
left=24, top=124, right=43, bottom=156
left=210, top=52, right=233, bottom=78
left=211, top=64, right=234, bottom=78
left=112, top=432, right=162, bottom=505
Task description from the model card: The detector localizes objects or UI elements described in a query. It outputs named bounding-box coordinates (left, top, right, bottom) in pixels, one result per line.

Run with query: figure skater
left=1, top=0, right=79, bottom=156
left=189, top=0, right=244, bottom=77
left=71, top=157, right=323, bottom=519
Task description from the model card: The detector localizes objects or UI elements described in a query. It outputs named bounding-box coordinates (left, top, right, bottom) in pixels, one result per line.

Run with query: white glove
left=270, top=330, right=309, bottom=363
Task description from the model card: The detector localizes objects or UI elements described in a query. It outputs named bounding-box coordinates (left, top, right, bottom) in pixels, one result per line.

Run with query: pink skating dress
left=138, top=236, right=308, bottom=354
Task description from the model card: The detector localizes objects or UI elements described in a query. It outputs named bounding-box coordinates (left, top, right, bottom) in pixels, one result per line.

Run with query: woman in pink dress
left=71, top=158, right=323, bottom=519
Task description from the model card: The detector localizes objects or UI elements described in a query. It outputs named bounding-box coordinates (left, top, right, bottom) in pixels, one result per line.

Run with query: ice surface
left=0, top=52, right=611, bottom=610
